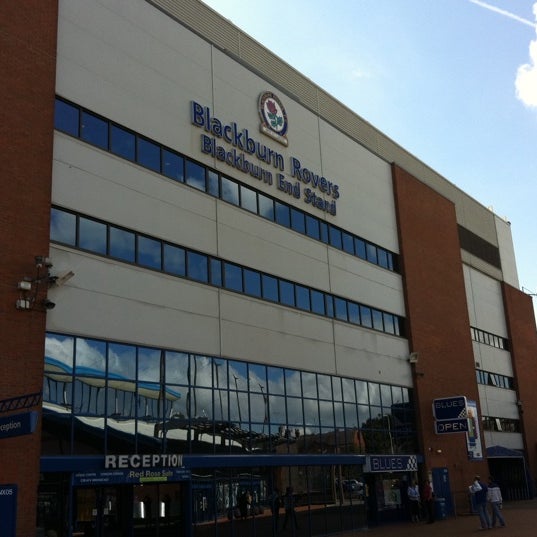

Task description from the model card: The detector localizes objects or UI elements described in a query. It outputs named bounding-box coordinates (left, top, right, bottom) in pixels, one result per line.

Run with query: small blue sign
left=0, top=411, right=38, bottom=440
left=432, top=396, right=467, bottom=421
left=0, top=484, right=17, bottom=537
left=435, top=418, right=469, bottom=434
left=365, top=455, right=418, bottom=473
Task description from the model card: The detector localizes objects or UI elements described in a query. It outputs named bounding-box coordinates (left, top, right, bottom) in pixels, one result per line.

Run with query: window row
left=471, top=327, right=509, bottom=351
left=51, top=207, right=404, bottom=336
left=482, top=416, right=520, bottom=433
left=44, top=332, right=417, bottom=455
left=476, top=369, right=514, bottom=390
left=54, top=97, right=398, bottom=272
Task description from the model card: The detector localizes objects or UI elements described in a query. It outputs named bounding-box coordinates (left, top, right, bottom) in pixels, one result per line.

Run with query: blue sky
left=202, top=0, right=537, bottom=313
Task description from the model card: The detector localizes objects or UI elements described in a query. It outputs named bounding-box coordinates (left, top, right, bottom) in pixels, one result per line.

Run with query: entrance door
left=74, top=486, right=122, bottom=536
left=132, top=483, right=183, bottom=537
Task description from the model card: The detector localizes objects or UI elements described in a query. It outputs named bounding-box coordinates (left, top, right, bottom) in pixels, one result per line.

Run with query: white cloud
left=515, top=3, right=537, bottom=108
left=469, top=0, right=537, bottom=28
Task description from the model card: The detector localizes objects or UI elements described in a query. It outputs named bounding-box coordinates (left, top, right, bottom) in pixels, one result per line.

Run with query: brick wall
left=392, top=164, right=488, bottom=510
left=0, top=2, right=59, bottom=535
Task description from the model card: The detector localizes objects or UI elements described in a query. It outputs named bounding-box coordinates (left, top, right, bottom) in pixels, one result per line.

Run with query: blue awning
left=486, top=445, right=524, bottom=458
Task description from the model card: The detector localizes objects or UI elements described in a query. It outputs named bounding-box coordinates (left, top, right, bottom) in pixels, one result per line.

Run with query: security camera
left=50, top=270, right=74, bottom=287
left=42, top=299, right=56, bottom=310
left=408, top=352, right=419, bottom=364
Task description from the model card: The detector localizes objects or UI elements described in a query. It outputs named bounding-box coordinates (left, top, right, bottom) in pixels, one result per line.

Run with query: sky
left=202, top=0, right=537, bottom=315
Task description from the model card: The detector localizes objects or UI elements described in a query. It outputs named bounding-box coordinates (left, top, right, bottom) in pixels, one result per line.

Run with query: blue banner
left=0, top=411, right=38, bottom=440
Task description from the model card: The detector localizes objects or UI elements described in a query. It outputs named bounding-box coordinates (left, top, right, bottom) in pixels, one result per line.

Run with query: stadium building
left=2, top=1, right=537, bottom=536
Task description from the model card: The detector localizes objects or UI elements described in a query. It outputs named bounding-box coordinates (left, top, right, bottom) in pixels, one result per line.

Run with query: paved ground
left=344, top=499, right=537, bottom=537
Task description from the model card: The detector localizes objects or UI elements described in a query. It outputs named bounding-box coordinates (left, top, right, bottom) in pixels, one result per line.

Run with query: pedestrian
left=407, top=480, right=421, bottom=522
left=487, top=476, right=506, bottom=528
left=469, top=474, right=491, bottom=530
left=422, top=479, right=435, bottom=523
left=282, top=486, right=299, bottom=530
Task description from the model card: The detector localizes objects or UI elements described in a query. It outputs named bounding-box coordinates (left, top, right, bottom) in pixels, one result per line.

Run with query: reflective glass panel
left=383, top=313, right=395, bottom=334
left=305, top=215, right=320, bottom=240
left=268, top=394, right=286, bottom=424
left=275, top=202, right=290, bottom=227
left=110, top=124, right=135, bottom=160
left=267, top=367, right=284, bottom=395
left=55, top=99, right=79, bottom=136
left=210, top=258, right=222, bottom=287
left=186, top=160, right=206, bottom=191
left=344, top=402, right=359, bottom=428
left=249, top=364, right=266, bottom=393
left=137, top=137, right=160, bottom=172
left=207, top=170, right=219, bottom=197
left=224, top=262, right=243, bottom=292
left=334, top=298, right=348, bottom=321
left=360, top=306, right=373, bottom=328
left=108, top=343, right=136, bottom=380
left=317, top=374, right=332, bottom=400
left=221, top=176, right=239, bottom=205
left=372, top=310, right=384, bottom=331
left=138, top=235, right=162, bottom=269
left=301, top=372, right=317, bottom=399
left=368, top=383, right=381, bottom=406
left=332, top=377, right=343, bottom=401
left=165, top=351, right=189, bottom=385
left=329, top=226, right=342, bottom=249
left=348, top=302, right=360, bottom=324
left=311, top=290, right=325, bottom=315
left=79, top=217, right=107, bottom=254
left=262, top=274, right=278, bottom=302
left=356, top=380, right=369, bottom=404
left=366, top=243, right=378, bottom=264
left=138, top=347, right=162, bottom=383
left=163, top=244, right=185, bottom=276
left=290, top=208, right=305, bottom=233
left=75, top=337, right=106, bottom=377
left=319, top=401, right=334, bottom=426
left=258, top=193, right=274, bottom=220
left=355, top=238, right=367, bottom=259
left=342, top=232, right=354, bottom=254
left=377, top=249, right=389, bottom=269
left=279, top=280, right=295, bottom=307
left=162, top=149, right=184, bottom=182
left=50, top=208, right=76, bottom=245
left=342, top=378, right=356, bottom=403
left=285, top=369, right=301, bottom=397
left=187, top=251, right=208, bottom=282
left=244, top=269, right=261, bottom=297
left=240, top=185, right=257, bottom=213
left=45, top=333, right=74, bottom=371
left=319, top=222, right=329, bottom=243
left=304, top=399, right=319, bottom=428
left=295, top=285, right=310, bottom=311
left=109, top=226, right=135, bottom=262
left=287, top=397, right=304, bottom=426
left=81, top=111, right=108, bottom=149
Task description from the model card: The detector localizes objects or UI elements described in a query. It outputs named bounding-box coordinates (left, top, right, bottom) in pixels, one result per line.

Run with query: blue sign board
left=435, top=418, right=469, bottom=434
left=365, top=455, right=418, bottom=473
left=0, top=484, right=17, bottom=537
left=73, top=467, right=191, bottom=486
left=0, top=411, right=38, bottom=440
left=433, top=396, right=467, bottom=421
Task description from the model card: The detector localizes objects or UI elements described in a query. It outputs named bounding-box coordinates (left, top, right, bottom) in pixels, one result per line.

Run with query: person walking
left=469, top=475, right=491, bottom=530
left=422, top=479, right=435, bottom=524
left=407, top=480, right=421, bottom=523
left=487, top=477, right=506, bottom=528
left=269, top=487, right=281, bottom=535
left=282, top=486, right=299, bottom=531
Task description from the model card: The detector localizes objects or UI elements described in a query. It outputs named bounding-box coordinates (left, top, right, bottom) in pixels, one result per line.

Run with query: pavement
left=344, top=499, right=537, bottom=537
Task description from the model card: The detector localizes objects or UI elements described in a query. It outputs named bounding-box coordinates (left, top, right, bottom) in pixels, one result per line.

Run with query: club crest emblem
left=258, top=91, right=288, bottom=146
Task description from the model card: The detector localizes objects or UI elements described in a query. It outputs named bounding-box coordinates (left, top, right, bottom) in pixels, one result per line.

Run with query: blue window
left=377, top=249, right=389, bottom=269
left=162, top=149, right=184, bottom=182
left=295, top=285, right=310, bottom=311
left=138, top=235, right=162, bottom=270
left=342, top=232, right=354, bottom=255
left=311, top=290, right=325, bottom=315
left=367, top=243, right=378, bottom=264
left=241, top=185, right=257, bottom=213
left=334, top=298, right=348, bottom=321
left=109, top=227, right=135, bottom=262
left=305, top=215, right=320, bottom=240
left=372, top=309, right=384, bottom=331
left=275, top=202, right=290, bottom=227
left=279, top=281, right=295, bottom=307
left=110, top=124, right=135, bottom=160
left=355, top=238, right=366, bottom=259
left=207, top=170, right=219, bottom=197
left=163, top=244, right=185, bottom=276
left=54, top=99, right=79, bottom=136
left=186, top=160, right=206, bottom=191
left=221, top=176, right=239, bottom=205
left=81, top=111, right=108, bottom=150
left=187, top=251, right=208, bottom=283
left=258, top=194, right=274, bottom=221
left=329, top=226, right=342, bottom=249
left=224, top=262, right=243, bottom=292
left=360, top=306, right=373, bottom=328
left=325, top=295, right=334, bottom=318
left=290, top=208, right=306, bottom=234
left=210, top=258, right=222, bottom=286
left=383, top=313, right=395, bottom=334
left=319, top=222, right=329, bottom=244
left=79, top=217, right=107, bottom=254
left=348, top=302, right=360, bottom=324
left=244, top=269, right=261, bottom=297
left=50, top=208, right=76, bottom=246
left=137, top=137, right=160, bottom=172
left=262, top=275, right=278, bottom=302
